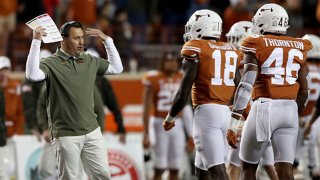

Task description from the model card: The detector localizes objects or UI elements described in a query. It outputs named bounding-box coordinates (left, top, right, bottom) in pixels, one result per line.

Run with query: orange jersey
left=142, top=71, right=182, bottom=118
left=4, top=79, right=25, bottom=137
left=181, top=40, right=241, bottom=106
left=240, top=35, right=312, bottom=100
left=301, top=62, right=320, bottom=116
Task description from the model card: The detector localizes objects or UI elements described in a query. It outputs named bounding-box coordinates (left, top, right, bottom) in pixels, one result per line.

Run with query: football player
left=227, top=3, right=312, bottom=180
left=300, top=34, right=320, bottom=179
left=225, top=21, right=278, bottom=180
left=142, top=52, right=194, bottom=180
left=304, top=92, right=320, bottom=179
left=163, top=9, right=242, bottom=180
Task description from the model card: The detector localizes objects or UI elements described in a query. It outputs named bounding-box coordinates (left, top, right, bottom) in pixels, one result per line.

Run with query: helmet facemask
left=183, top=9, right=222, bottom=42
left=183, top=23, right=192, bottom=43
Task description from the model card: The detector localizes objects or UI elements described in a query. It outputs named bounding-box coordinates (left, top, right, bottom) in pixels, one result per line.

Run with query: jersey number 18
left=211, top=50, right=238, bottom=86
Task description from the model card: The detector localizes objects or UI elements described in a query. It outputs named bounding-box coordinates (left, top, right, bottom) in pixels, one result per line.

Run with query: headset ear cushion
left=60, top=21, right=73, bottom=37
left=60, top=21, right=83, bottom=37
left=60, top=24, right=67, bottom=37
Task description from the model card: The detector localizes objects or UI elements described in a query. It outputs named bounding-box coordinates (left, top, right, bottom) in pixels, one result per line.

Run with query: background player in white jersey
left=300, top=34, right=320, bottom=179
left=225, top=21, right=278, bottom=180
left=163, top=9, right=242, bottom=180
left=142, top=52, right=194, bottom=180
left=226, top=3, right=312, bottom=180
left=304, top=90, right=320, bottom=179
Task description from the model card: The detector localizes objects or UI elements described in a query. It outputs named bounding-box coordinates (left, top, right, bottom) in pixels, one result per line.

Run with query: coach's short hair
left=60, top=21, right=83, bottom=37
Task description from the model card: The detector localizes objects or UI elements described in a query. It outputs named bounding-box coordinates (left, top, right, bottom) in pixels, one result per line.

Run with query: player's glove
left=227, top=115, right=244, bottom=149
left=163, top=114, right=175, bottom=131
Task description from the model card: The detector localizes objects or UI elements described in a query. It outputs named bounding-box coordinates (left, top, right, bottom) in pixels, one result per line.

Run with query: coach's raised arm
left=26, top=22, right=123, bottom=82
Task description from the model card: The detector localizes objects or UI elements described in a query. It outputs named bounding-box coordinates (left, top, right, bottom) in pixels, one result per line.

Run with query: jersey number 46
left=261, top=48, right=303, bottom=85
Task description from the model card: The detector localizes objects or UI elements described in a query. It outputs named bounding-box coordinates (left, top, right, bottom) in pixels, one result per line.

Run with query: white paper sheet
left=26, top=14, right=63, bottom=43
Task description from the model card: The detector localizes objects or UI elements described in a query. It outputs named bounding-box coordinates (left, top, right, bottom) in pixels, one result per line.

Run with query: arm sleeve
left=26, top=39, right=46, bottom=81
left=37, top=85, right=48, bottom=132
left=169, top=60, right=198, bottom=117
left=103, top=37, right=123, bottom=74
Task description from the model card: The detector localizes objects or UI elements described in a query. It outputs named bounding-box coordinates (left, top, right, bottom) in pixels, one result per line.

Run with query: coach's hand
left=31, top=129, right=42, bottom=142
left=33, top=26, right=47, bottom=40
left=163, top=114, right=175, bottom=131
left=85, top=28, right=108, bottom=42
left=43, top=130, right=51, bottom=143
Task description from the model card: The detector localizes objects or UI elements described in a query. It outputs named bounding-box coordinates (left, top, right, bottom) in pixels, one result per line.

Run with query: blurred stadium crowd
left=0, top=0, right=319, bottom=72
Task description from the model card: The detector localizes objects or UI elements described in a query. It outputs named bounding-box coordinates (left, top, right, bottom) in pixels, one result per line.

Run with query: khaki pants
left=38, top=143, right=57, bottom=180
left=38, top=143, right=87, bottom=180
left=53, top=127, right=111, bottom=180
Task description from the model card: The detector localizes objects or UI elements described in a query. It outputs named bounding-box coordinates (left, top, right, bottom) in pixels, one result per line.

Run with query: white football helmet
left=302, top=34, right=320, bottom=59
left=184, top=9, right=222, bottom=42
left=251, top=3, right=289, bottom=35
left=226, top=21, right=253, bottom=47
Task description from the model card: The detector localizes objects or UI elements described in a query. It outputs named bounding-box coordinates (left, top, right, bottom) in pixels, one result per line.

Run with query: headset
left=60, top=21, right=83, bottom=37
